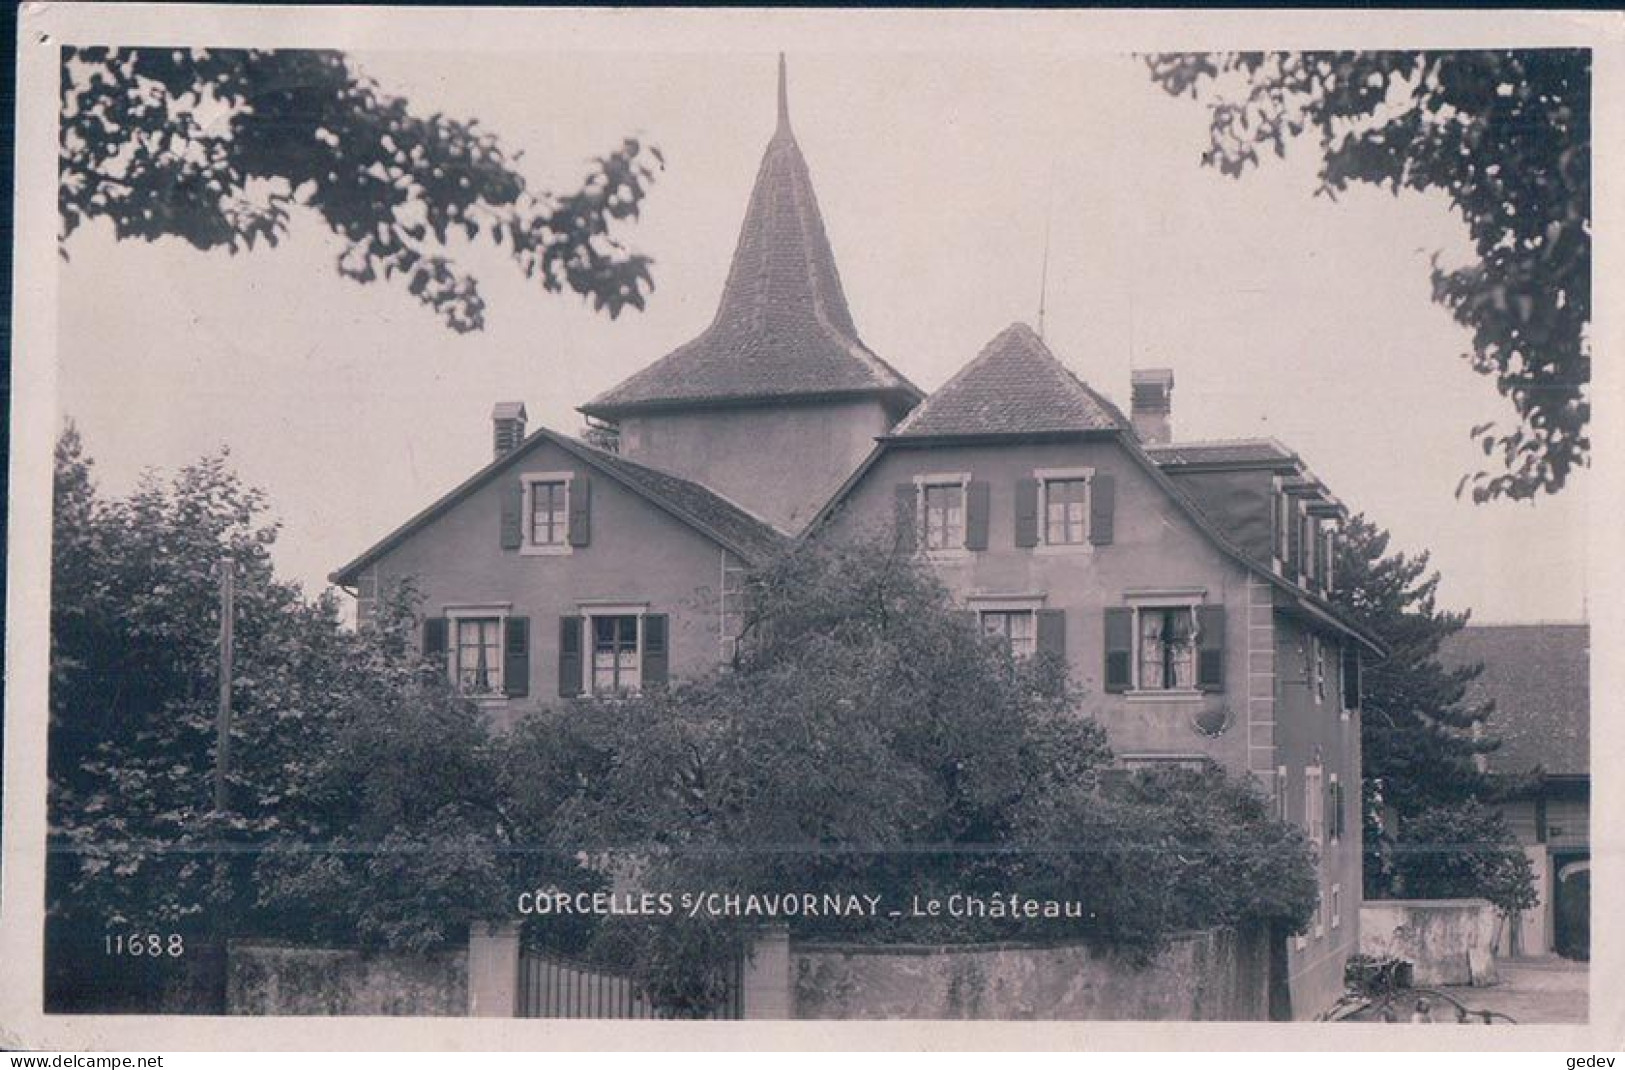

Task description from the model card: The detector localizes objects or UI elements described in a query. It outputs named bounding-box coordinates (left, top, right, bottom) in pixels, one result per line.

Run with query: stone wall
left=1360, top=899, right=1499, bottom=986
left=227, top=941, right=468, bottom=1016
left=788, top=926, right=1272, bottom=1020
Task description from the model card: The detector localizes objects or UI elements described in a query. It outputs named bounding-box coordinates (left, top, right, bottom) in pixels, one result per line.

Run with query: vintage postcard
left=3, top=3, right=1622, bottom=1052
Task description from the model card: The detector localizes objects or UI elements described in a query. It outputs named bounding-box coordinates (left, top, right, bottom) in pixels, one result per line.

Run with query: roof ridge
left=890, top=322, right=1127, bottom=439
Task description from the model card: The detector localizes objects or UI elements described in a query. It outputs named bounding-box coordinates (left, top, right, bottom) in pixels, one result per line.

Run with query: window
left=591, top=614, right=641, bottom=695
left=1105, top=600, right=1223, bottom=695
left=922, top=482, right=965, bottom=550
left=1138, top=606, right=1197, bottom=691
left=529, top=480, right=568, bottom=546
left=1305, top=764, right=1324, bottom=849
left=1313, top=637, right=1327, bottom=704
left=454, top=616, right=504, bottom=696
left=1044, top=477, right=1090, bottom=545
left=981, top=609, right=1037, bottom=658
left=1329, top=775, right=1345, bottom=844
left=520, top=471, right=577, bottom=555
left=1323, top=528, right=1337, bottom=593
left=1273, top=765, right=1289, bottom=822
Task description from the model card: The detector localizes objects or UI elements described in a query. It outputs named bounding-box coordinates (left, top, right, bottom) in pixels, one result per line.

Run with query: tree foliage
left=48, top=431, right=517, bottom=1008
left=1147, top=50, right=1590, bottom=501
left=59, top=48, right=662, bottom=332
left=1388, top=800, right=1538, bottom=915
left=1331, top=513, right=1534, bottom=911
left=508, top=535, right=1317, bottom=1012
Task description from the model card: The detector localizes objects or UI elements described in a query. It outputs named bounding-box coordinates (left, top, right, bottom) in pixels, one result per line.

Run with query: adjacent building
left=331, top=60, right=1384, bottom=1019
left=1439, top=622, right=1591, bottom=961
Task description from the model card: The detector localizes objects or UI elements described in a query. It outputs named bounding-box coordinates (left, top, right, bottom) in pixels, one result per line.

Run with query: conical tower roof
left=581, top=58, right=922, bottom=418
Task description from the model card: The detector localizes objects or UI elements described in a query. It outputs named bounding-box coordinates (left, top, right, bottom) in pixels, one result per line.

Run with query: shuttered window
left=980, top=610, right=1037, bottom=658
left=923, top=483, right=965, bottom=550
left=591, top=615, right=641, bottom=696
left=455, top=617, right=504, bottom=695
left=1044, top=478, right=1089, bottom=545
left=529, top=481, right=568, bottom=546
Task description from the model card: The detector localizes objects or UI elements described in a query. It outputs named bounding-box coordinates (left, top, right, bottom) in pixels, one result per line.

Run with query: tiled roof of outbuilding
left=887, top=323, right=1129, bottom=439
left=329, top=427, right=789, bottom=585
left=1437, top=623, right=1590, bottom=777
left=580, top=60, right=921, bottom=418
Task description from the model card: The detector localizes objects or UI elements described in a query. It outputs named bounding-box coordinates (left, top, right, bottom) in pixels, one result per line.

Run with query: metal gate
left=516, top=948, right=742, bottom=1019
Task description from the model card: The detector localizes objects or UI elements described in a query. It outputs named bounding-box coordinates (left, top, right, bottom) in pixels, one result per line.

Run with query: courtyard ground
left=1435, top=955, right=1589, bottom=1025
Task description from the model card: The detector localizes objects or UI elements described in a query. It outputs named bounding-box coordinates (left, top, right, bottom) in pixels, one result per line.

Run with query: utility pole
left=215, top=553, right=234, bottom=812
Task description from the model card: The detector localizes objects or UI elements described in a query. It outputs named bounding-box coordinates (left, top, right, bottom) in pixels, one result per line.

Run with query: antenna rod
left=1037, top=157, right=1057, bottom=339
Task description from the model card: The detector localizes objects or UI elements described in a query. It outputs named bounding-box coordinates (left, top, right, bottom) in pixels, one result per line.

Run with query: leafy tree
left=1331, top=514, right=1534, bottom=911
left=47, top=432, right=512, bottom=1008
left=506, top=535, right=1317, bottom=1013
left=59, top=47, right=662, bottom=332
left=1147, top=50, right=1590, bottom=502
left=1388, top=800, right=1538, bottom=915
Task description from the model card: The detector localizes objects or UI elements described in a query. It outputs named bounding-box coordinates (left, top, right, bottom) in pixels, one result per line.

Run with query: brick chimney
left=492, top=402, right=528, bottom=459
left=1130, top=369, right=1174, bottom=445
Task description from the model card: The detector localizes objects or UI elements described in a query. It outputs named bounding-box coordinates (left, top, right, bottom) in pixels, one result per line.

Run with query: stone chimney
left=1130, top=369, right=1174, bottom=445
left=492, top=401, right=528, bottom=459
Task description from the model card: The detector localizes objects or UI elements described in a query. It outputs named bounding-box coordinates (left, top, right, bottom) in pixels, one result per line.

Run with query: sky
left=55, top=48, right=1589, bottom=623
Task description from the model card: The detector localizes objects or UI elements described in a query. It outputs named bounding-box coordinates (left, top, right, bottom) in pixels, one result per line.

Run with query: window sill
left=520, top=543, right=573, bottom=557
left=1122, top=689, right=1209, bottom=704
left=1032, top=542, right=1094, bottom=556
left=925, top=548, right=972, bottom=562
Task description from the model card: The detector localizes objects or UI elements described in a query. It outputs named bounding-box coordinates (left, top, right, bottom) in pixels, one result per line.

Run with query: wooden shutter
left=1014, top=478, right=1040, bottom=548
left=1286, top=499, right=1301, bottom=575
left=1089, top=473, right=1115, bottom=546
left=558, top=616, right=583, bottom=697
left=423, top=616, right=448, bottom=673
left=568, top=475, right=591, bottom=548
left=500, top=481, right=524, bottom=549
left=893, top=484, right=918, bottom=552
left=1341, top=644, right=1361, bottom=711
left=1197, top=604, right=1226, bottom=692
left=504, top=616, right=530, bottom=697
left=1037, top=609, right=1066, bottom=659
left=642, top=613, right=669, bottom=689
left=1270, top=490, right=1281, bottom=560
left=964, top=480, right=990, bottom=550
left=1104, top=607, right=1133, bottom=692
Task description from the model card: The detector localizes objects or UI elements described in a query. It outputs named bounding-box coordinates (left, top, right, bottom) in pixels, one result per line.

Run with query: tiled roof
left=1146, top=439, right=1299, bottom=467
left=579, top=445, right=790, bottom=564
left=330, top=427, right=789, bottom=585
left=1437, top=623, right=1590, bottom=777
left=887, top=323, right=1129, bottom=439
left=580, top=61, right=920, bottom=418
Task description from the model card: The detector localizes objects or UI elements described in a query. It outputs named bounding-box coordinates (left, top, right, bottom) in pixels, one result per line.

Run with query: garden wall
left=1360, top=899, right=1499, bottom=986
left=227, top=941, right=468, bottom=1016
left=786, top=925, right=1272, bottom=1020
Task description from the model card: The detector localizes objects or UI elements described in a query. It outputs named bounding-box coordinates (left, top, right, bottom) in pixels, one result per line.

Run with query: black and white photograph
left=2, top=4, right=1620, bottom=1050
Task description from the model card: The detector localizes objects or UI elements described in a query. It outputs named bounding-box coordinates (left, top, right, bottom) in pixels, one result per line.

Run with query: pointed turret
left=580, top=58, right=920, bottom=419
left=579, top=59, right=922, bottom=532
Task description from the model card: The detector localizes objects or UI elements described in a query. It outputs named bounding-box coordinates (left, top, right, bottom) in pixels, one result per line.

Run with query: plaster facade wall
left=227, top=942, right=468, bottom=1016
left=1272, top=611, right=1363, bottom=1018
left=619, top=397, right=898, bottom=532
left=1360, top=899, right=1500, bottom=986
left=823, top=438, right=1259, bottom=769
left=789, top=927, right=1271, bottom=1020
left=361, top=436, right=739, bottom=731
